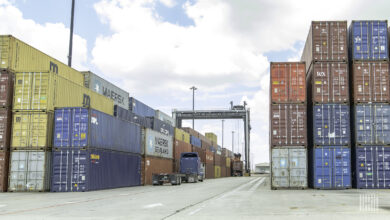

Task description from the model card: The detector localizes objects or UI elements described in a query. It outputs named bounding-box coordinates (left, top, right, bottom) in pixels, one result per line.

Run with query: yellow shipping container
left=0, top=35, right=84, bottom=86
left=11, top=111, right=53, bottom=150
left=13, top=72, right=114, bottom=115
left=205, top=132, right=217, bottom=144
left=174, top=128, right=190, bottom=144
left=226, top=157, right=231, bottom=167
left=214, top=165, right=221, bottom=178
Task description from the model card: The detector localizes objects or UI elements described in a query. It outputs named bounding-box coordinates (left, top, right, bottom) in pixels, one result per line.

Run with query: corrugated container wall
left=155, top=110, right=175, bottom=126
left=142, top=156, right=173, bottom=185
left=82, top=71, right=129, bottom=110
left=301, top=21, right=348, bottom=72
left=191, top=146, right=206, bottom=163
left=214, top=166, right=221, bottom=178
left=349, top=21, right=388, bottom=61
left=0, top=70, right=13, bottom=108
left=129, top=97, right=155, bottom=118
left=191, top=136, right=202, bottom=148
left=53, top=108, right=141, bottom=154
left=0, top=151, right=9, bottom=192
left=354, top=104, right=390, bottom=145
left=205, top=133, right=218, bottom=144
left=205, top=150, right=214, bottom=164
left=309, top=146, right=351, bottom=189
left=114, top=105, right=149, bottom=128
left=182, top=127, right=200, bottom=138
left=205, top=163, right=214, bottom=179
left=354, top=146, right=390, bottom=189
left=8, top=150, right=51, bottom=192
left=270, top=104, right=307, bottom=146
left=0, top=35, right=84, bottom=86
left=173, top=140, right=192, bottom=172
left=51, top=149, right=141, bottom=192
left=174, top=128, right=190, bottom=144
left=147, top=117, right=174, bottom=136
left=270, top=62, right=306, bottom=103
left=307, top=62, right=349, bottom=103
left=271, top=147, right=308, bottom=189
left=351, top=62, right=390, bottom=103
left=201, top=139, right=212, bottom=151
left=142, top=128, right=173, bottom=159
left=13, top=72, right=114, bottom=115
left=0, top=109, right=11, bottom=151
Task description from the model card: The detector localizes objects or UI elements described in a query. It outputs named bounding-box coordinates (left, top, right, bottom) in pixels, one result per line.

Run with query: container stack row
left=269, top=61, right=308, bottom=189
left=302, top=21, right=352, bottom=189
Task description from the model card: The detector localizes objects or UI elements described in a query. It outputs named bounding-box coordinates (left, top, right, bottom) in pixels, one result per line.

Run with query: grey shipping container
left=114, top=105, right=150, bottom=128
left=307, top=62, right=349, bottom=103
left=8, top=150, right=51, bottom=192
left=129, top=97, right=155, bottom=118
left=155, top=110, right=175, bottom=126
left=301, top=21, right=348, bottom=73
left=82, top=71, right=129, bottom=110
left=142, top=128, right=173, bottom=159
left=147, top=117, right=174, bottom=136
left=271, top=147, right=307, bottom=189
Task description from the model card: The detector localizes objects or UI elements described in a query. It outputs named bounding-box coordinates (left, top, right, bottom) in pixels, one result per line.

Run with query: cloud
left=0, top=0, right=88, bottom=70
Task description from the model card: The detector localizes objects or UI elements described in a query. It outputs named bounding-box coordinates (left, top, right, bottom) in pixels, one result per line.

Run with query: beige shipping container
left=13, top=72, right=114, bottom=115
left=174, top=128, right=190, bottom=144
left=0, top=35, right=84, bottom=86
left=11, top=112, right=53, bottom=150
left=226, top=157, right=231, bottom=167
left=205, top=132, right=217, bottom=144
left=214, top=165, right=221, bottom=178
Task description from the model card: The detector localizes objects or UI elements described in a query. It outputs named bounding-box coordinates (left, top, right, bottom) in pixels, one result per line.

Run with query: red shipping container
left=142, top=156, right=173, bottom=185
left=0, top=151, right=9, bottom=192
left=0, top=108, right=11, bottom=151
left=0, top=70, right=13, bottom=108
left=173, top=139, right=191, bottom=160
left=205, top=150, right=214, bottom=164
left=206, top=163, right=214, bottom=179
left=191, top=146, right=206, bottom=163
left=214, top=154, right=221, bottom=166
left=270, top=62, right=306, bottom=103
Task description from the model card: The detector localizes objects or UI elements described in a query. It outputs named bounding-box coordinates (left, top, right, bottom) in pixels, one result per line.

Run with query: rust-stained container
left=142, top=156, right=173, bottom=185
left=221, top=166, right=227, bottom=177
left=173, top=139, right=191, bottom=160
left=227, top=167, right=231, bottom=177
left=307, top=62, right=349, bottom=103
left=0, top=108, right=11, bottom=151
left=301, top=21, right=348, bottom=72
left=0, top=70, right=13, bottom=108
left=201, top=139, right=212, bottom=150
left=221, top=156, right=227, bottom=168
left=214, top=153, right=221, bottom=166
left=270, top=62, right=306, bottom=103
left=270, top=104, right=307, bottom=147
left=191, top=145, right=206, bottom=163
left=205, top=163, right=214, bottom=179
left=182, top=127, right=200, bottom=138
left=351, top=62, right=390, bottom=103
left=205, top=150, right=214, bottom=164
left=0, top=151, right=9, bottom=192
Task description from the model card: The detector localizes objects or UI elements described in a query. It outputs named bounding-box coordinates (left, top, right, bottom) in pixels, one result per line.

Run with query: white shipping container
left=82, top=71, right=129, bottom=110
left=142, top=128, right=173, bottom=159
left=8, top=151, right=51, bottom=192
left=271, top=147, right=307, bottom=189
left=155, top=110, right=175, bottom=126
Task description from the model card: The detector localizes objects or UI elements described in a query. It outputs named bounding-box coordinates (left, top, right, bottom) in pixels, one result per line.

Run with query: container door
left=271, top=64, right=288, bottom=103
left=314, top=147, right=332, bottom=188
left=329, top=21, right=347, bottom=61
left=331, top=63, right=348, bottom=103
left=26, top=151, right=49, bottom=191
left=71, top=108, right=89, bottom=148
left=374, top=105, right=390, bottom=145
left=355, top=105, right=374, bottom=145
left=333, top=148, right=351, bottom=188
left=8, top=151, right=28, bottom=191
left=370, top=21, right=388, bottom=60
left=53, top=109, right=73, bottom=148
left=289, top=148, right=307, bottom=188
left=312, top=22, right=329, bottom=60
left=376, top=146, right=390, bottom=189
left=271, top=149, right=289, bottom=188
left=352, top=21, right=370, bottom=60
left=51, top=150, right=71, bottom=192
left=289, top=63, right=306, bottom=103
left=13, top=72, right=32, bottom=110
left=270, top=105, right=288, bottom=145
left=30, top=72, right=51, bottom=110
left=356, top=147, right=375, bottom=188
left=70, top=150, right=88, bottom=192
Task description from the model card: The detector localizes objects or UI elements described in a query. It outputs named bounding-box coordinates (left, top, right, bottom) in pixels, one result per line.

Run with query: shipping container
left=51, top=148, right=141, bottom=192
left=205, top=132, right=218, bottom=144
left=147, top=117, right=174, bottom=136
left=226, top=157, right=231, bottom=167
left=0, top=70, right=13, bottom=108
left=11, top=112, right=53, bottom=150
left=271, top=147, right=307, bottom=189
left=53, top=108, right=141, bottom=154
left=349, top=21, right=388, bottom=61
left=354, top=104, right=390, bottom=145
left=114, top=105, right=149, bottom=128
left=13, top=72, right=114, bottom=115
left=0, top=108, right=11, bottom=151
left=307, top=62, right=349, bottom=103
left=270, top=62, right=306, bottom=103
left=191, top=146, right=206, bottom=163
left=190, top=135, right=201, bottom=148
left=214, top=153, right=221, bottom=166
left=301, top=21, right=348, bottom=72
left=81, top=71, right=129, bottom=110
left=8, top=150, right=51, bottom=192
left=309, top=146, right=351, bottom=189
left=270, top=104, right=307, bottom=146
left=221, top=167, right=227, bottom=177
left=214, top=165, right=221, bottom=178
left=173, top=139, right=191, bottom=160
left=312, top=104, right=350, bottom=146
left=155, top=110, right=174, bottom=126
left=142, top=156, right=173, bottom=185
left=354, top=146, right=390, bottom=189
left=129, top=97, right=155, bottom=118
left=174, top=128, right=190, bottom=144
left=0, top=35, right=84, bottom=86
left=351, top=62, right=390, bottom=103
left=201, top=139, right=212, bottom=150
left=142, top=128, right=173, bottom=159
left=222, top=148, right=229, bottom=157
left=0, top=151, right=9, bottom=192
left=181, top=127, right=200, bottom=138
left=227, top=167, right=231, bottom=177
left=205, top=150, right=214, bottom=164
left=205, top=163, right=214, bottom=179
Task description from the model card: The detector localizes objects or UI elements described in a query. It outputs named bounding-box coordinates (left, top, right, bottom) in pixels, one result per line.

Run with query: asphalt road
left=0, top=175, right=389, bottom=219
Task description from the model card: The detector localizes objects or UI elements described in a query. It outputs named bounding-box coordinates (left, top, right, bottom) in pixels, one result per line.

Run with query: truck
left=232, top=153, right=244, bottom=176
left=152, top=152, right=204, bottom=185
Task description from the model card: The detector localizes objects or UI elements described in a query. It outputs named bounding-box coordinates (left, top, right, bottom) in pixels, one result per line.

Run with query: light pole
left=190, top=86, right=197, bottom=129
left=68, top=0, right=75, bottom=67
left=222, top=120, right=224, bottom=148
left=232, top=131, right=235, bottom=153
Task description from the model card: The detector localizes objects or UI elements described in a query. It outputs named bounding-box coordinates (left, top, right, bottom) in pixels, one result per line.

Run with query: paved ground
left=0, top=175, right=389, bottom=219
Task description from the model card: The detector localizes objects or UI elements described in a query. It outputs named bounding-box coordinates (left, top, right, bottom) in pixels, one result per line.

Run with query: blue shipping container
left=354, top=104, right=390, bottom=145
left=129, top=97, right=155, bottom=118
left=350, top=20, right=388, bottom=60
left=147, top=117, right=174, bottom=136
left=114, top=105, right=149, bottom=128
left=311, top=146, right=351, bottom=189
left=191, top=135, right=201, bottom=148
left=313, top=104, right=350, bottom=145
left=51, top=148, right=141, bottom=192
left=53, top=108, right=141, bottom=154
left=355, top=146, right=390, bottom=189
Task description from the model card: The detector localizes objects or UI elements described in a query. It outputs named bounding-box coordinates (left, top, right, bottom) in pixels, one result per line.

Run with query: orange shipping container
left=205, top=150, right=214, bottom=164
left=141, top=156, right=173, bottom=185
left=173, top=139, right=192, bottom=160
left=191, top=146, right=206, bottom=163
left=270, top=62, right=306, bottom=103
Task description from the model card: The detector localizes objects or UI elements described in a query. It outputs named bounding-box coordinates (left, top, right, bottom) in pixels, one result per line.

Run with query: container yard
left=2, top=1, right=390, bottom=218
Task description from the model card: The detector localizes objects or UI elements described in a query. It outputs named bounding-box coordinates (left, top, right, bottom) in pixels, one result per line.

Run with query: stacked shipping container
left=270, top=62, right=307, bottom=189
left=349, top=21, right=390, bottom=189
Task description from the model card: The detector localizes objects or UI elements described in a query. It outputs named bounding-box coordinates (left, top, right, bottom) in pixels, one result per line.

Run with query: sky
left=1, top=0, right=390, bottom=167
